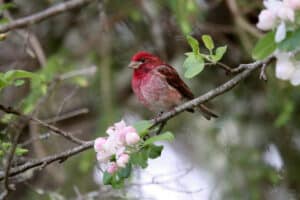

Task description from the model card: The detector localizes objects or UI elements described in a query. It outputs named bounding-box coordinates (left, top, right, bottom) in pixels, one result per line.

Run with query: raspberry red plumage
left=129, top=51, right=217, bottom=119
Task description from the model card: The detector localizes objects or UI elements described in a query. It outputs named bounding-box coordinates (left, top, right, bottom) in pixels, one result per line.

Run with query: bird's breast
left=137, top=72, right=183, bottom=112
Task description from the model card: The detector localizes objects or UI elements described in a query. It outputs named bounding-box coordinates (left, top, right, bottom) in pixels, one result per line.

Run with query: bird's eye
left=139, top=58, right=145, bottom=63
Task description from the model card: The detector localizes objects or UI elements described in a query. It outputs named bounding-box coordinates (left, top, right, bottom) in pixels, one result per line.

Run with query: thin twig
left=1, top=118, right=27, bottom=200
left=0, top=141, right=93, bottom=181
left=0, top=0, right=96, bottom=33
left=0, top=105, right=85, bottom=145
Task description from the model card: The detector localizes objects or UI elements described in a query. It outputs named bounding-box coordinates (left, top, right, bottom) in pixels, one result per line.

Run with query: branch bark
left=0, top=0, right=96, bottom=33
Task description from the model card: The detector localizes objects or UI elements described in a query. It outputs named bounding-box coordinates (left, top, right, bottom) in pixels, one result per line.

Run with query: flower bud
left=257, top=9, right=277, bottom=30
left=125, top=132, right=140, bottom=145
left=107, top=162, right=118, bottom=174
left=94, top=137, right=106, bottom=152
left=117, top=154, right=130, bottom=168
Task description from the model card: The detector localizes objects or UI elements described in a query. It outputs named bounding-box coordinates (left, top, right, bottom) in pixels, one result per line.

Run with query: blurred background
left=1, top=0, right=299, bottom=199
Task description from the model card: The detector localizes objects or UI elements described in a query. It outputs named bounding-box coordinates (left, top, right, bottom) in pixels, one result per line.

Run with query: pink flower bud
left=94, top=137, right=106, bottom=152
left=117, top=154, right=130, bottom=168
left=107, top=162, right=118, bottom=174
left=257, top=9, right=277, bottom=30
left=284, top=0, right=300, bottom=10
left=125, top=131, right=140, bottom=145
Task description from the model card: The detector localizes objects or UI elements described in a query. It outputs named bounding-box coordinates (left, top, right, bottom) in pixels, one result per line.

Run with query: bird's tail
left=198, top=104, right=218, bottom=120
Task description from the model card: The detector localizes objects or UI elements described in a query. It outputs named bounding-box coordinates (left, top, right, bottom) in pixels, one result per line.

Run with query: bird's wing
left=155, top=64, right=195, bottom=100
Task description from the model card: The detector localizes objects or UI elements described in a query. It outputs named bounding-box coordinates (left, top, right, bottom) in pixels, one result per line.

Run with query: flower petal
left=275, top=22, right=287, bottom=42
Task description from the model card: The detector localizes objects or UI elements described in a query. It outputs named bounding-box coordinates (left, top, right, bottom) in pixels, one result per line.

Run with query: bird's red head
left=128, top=51, right=162, bottom=70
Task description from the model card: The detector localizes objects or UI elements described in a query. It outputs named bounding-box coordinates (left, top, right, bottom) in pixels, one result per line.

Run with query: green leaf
left=103, top=171, right=113, bottom=185
left=14, top=79, right=25, bottom=87
left=183, top=54, right=205, bottom=78
left=133, top=120, right=152, bottom=137
left=0, top=3, right=15, bottom=12
left=202, top=34, right=214, bottom=50
left=2, top=142, right=11, bottom=150
left=275, top=100, right=294, bottom=127
left=111, top=175, right=125, bottom=189
left=144, top=131, right=175, bottom=145
left=131, top=150, right=148, bottom=168
left=252, top=31, right=276, bottom=60
left=15, top=147, right=28, bottom=156
left=3, top=70, right=41, bottom=83
left=147, top=145, right=163, bottom=159
left=118, top=163, right=132, bottom=178
left=278, top=28, right=300, bottom=51
left=212, top=46, right=227, bottom=62
left=186, top=35, right=199, bottom=54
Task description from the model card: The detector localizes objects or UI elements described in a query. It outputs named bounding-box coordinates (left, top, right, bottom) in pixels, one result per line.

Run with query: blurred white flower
left=263, top=144, right=283, bottom=171
left=284, top=0, right=300, bottom=10
left=275, top=22, right=287, bottom=42
left=275, top=52, right=295, bottom=80
left=257, top=9, right=277, bottom=30
left=290, top=68, right=300, bottom=85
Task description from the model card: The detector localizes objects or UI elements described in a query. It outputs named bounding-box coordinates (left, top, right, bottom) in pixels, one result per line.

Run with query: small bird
left=129, top=51, right=218, bottom=120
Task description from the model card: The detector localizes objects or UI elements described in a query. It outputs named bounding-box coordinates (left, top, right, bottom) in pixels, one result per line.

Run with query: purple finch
left=129, top=51, right=217, bottom=120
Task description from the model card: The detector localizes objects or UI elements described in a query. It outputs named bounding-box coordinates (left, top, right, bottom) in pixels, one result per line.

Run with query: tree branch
left=0, top=0, right=96, bottom=33
left=0, top=105, right=85, bottom=145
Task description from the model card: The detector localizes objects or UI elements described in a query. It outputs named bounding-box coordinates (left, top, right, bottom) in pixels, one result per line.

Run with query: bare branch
left=1, top=118, right=27, bottom=200
left=0, top=141, right=93, bottom=181
left=0, top=105, right=85, bottom=145
left=0, top=0, right=96, bottom=33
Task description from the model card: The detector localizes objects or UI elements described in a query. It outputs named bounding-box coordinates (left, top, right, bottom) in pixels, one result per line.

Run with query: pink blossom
left=94, top=137, right=106, bottom=152
left=114, top=120, right=127, bottom=130
left=257, top=9, right=277, bottom=30
left=107, top=162, right=118, bottom=174
left=284, top=0, right=300, bottom=10
left=125, top=131, right=140, bottom=145
left=116, top=126, right=137, bottom=144
left=96, top=151, right=111, bottom=162
left=117, top=154, right=130, bottom=168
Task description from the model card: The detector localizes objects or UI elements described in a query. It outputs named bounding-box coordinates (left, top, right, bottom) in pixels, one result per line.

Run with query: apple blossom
left=284, top=0, right=300, bottom=10
left=257, top=9, right=277, bottom=30
left=117, top=154, right=130, bottom=168
left=94, top=137, right=106, bottom=152
left=96, top=151, right=111, bottom=162
left=94, top=120, right=140, bottom=174
left=107, top=162, right=118, bottom=174
left=275, top=52, right=295, bottom=80
left=275, top=22, right=287, bottom=42
left=290, top=69, right=300, bottom=86
left=126, top=131, right=140, bottom=145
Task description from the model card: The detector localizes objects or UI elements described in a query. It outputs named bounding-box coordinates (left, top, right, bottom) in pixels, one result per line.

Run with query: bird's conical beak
left=128, top=61, right=142, bottom=69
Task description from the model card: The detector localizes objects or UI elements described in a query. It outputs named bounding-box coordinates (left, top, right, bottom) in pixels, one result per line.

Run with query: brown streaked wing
left=156, top=64, right=195, bottom=100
